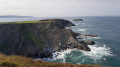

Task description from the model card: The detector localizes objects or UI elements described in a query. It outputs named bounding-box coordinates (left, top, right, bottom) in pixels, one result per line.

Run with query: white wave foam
left=80, top=44, right=113, bottom=60
left=82, top=36, right=101, bottom=40
left=78, top=29, right=88, bottom=32
left=35, top=49, right=74, bottom=62
left=35, top=44, right=113, bottom=63
left=93, top=37, right=101, bottom=39
left=52, top=49, right=74, bottom=62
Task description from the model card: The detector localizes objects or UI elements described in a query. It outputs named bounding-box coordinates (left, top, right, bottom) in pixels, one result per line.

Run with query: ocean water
left=62, top=16, right=120, bottom=67
left=0, top=16, right=120, bottom=67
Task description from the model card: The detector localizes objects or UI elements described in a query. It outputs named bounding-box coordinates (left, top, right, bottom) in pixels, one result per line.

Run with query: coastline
left=0, top=19, right=103, bottom=67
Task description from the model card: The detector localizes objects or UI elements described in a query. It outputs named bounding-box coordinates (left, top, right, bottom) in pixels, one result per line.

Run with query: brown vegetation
left=0, top=54, right=102, bottom=67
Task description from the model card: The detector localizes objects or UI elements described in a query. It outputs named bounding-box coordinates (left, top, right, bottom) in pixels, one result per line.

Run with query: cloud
left=0, top=0, right=120, bottom=17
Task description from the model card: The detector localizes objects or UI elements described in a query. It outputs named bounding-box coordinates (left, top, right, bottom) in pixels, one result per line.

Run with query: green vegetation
left=1, top=62, right=17, bottom=67
left=0, top=19, right=68, bottom=25
left=39, top=27, right=47, bottom=34
left=16, top=21, right=38, bottom=24
left=0, top=54, right=103, bottom=67
left=0, top=19, right=63, bottom=24
left=0, top=42, right=9, bottom=51
left=19, top=27, right=44, bottom=50
left=27, top=32, right=44, bottom=49
left=0, top=21, right=38, bottom=24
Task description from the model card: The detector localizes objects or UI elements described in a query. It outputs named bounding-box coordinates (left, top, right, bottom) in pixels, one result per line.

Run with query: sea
left=0, top=16, right=120, bottom=67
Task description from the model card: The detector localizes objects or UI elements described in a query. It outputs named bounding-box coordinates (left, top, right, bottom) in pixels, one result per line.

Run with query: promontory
left=0, top=19, right=101, bottom=67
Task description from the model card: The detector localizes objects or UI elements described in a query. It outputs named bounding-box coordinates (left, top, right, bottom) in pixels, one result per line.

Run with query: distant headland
left=0, top=15, right=33, bottom=18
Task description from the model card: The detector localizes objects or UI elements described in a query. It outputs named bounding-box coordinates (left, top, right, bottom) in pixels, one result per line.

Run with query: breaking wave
left=35, top=44, right=113, bottom=64
left=82, top=36, right=101, bottom=40
left=78, top=29, right=88, bottom=32
left=81, top=44, right=113, bottom=60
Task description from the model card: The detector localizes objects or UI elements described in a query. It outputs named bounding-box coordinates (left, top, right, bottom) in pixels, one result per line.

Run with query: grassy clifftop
left=0, top=19, right=73, bottom=24
left=0, top=21, right=38, bottom=24
left=0, top=54, right=102, bottom=67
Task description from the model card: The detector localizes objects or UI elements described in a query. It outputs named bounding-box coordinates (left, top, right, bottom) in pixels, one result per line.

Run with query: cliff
left=0, top=19, right=92, bottom=58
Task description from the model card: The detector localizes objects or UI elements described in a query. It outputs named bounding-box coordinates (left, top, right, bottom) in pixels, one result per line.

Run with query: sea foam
left=64, top=44, right=111, bottom=61
left=82, top=36, right=101, bottom=40
left=52, top=49, right=74, bottom=62
left=35, top=49, right=74, bottom=63
left=35, top=44, right=112, bottom=63
left=81, top=44, right=113, bottom=60
left=78, top=29, right=88, bottom=32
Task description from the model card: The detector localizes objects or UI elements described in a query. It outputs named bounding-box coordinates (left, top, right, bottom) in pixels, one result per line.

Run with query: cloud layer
left=0, top=0, right=120, bottom=17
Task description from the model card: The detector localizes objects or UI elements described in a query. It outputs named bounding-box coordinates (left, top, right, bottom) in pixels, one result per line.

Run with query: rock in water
left=81, top=34, right=98, bottom=37
left=79, top=40, right=95, bottom=45
left=73, top=19, right=83, bottom=21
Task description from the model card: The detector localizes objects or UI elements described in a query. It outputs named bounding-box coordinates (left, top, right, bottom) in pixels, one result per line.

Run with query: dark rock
left=82, top=34, right=98, bottom=37
left=79, top=40, right=95, bottom=45
left=67, top=29, right=81, bottom=37
left=73, top=19, right=83, bottom=21
left=76, top=37, right=83, bottom=39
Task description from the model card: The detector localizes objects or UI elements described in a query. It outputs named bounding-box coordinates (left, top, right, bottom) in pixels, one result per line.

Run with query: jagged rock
left=76, top=37, right=83, bottom=39
left=79, top=40, right=95, bottom=45
left=81, top=34, right=98, bottom=37
left=67, top=29, right=81, bottom=37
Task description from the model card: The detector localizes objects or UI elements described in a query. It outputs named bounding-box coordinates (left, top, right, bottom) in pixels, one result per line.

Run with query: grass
left=0, top=19, right=68, bottom=25
left=27, top=32, right=44, bottom=49
left=16, top=21, right=38, bottom=24
left=39, top=27, right=47, bottom=34
left=0, top=54, right=103, bottom=67
left=19, top=27, right=44, bottom=50
left=0, top=21, right=41, bottom=24
left=0, top=21, right=39, bottom=24
left=0, top=42, right=9, bottom=51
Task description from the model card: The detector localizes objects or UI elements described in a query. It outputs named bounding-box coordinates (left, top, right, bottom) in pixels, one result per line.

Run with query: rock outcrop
left=81, top=34, right=98, bottom=37
left=0, top=19, right=93, bottom=58
left=73, top=19, right=83, bottom=21
left=79, top=40, right=95, bottom=45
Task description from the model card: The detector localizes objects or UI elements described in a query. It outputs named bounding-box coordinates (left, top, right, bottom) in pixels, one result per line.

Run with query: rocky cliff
left=0, top=19, right=93, bottom=58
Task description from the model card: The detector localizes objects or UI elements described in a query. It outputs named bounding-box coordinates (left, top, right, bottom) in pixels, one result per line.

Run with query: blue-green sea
left=64, top=16, right=120, bottom=67
left=0, top=16, right=120, bottom=67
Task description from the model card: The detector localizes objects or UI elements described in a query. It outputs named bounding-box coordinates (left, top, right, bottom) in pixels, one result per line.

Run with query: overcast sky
left=0, top=0, right=120, bottom=17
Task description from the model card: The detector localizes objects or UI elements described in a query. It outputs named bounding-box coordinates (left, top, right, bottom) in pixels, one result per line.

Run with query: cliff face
left=0, top=19, right=90, bottom=58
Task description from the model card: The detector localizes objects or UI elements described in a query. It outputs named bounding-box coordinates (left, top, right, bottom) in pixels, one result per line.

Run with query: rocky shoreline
left=0, top=19, right=96, bottom=58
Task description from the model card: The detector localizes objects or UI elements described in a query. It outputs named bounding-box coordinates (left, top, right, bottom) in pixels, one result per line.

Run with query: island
left=73, top=18, right=83, bottom=21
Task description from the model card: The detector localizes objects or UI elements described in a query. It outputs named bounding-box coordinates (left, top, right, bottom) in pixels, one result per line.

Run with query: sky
left=0, top=0, right=120, bottom=17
